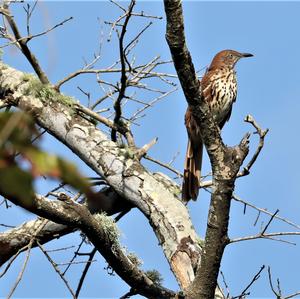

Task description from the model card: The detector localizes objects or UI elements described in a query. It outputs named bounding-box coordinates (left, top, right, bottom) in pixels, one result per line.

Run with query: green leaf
left=25, top=148, right=92, bottom=196
left=0, top=165, right=35, bottom=207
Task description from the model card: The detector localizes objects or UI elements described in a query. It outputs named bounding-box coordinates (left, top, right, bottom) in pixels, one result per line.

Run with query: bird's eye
left=229, top=53, right=233, bottom=58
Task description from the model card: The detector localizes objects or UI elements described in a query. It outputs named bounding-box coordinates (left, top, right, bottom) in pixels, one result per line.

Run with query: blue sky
left=1, top=1, right=300, bottom=298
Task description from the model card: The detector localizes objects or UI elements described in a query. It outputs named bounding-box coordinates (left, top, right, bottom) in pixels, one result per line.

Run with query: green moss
left=23, top=77, right=76, bottom=108
left=94, top=212, right=120, bottom=245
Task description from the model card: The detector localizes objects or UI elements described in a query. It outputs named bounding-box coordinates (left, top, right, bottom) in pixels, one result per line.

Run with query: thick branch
left=0, top=62, right=201, bottom=290
left=0, top=192, right=175, bottom=299
left=0, top=188, right=131, bottom=267
left=163, top=1, right=251, bottom=298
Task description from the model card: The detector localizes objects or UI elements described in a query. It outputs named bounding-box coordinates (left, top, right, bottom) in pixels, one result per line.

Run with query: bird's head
left=209, top=50, right=253, bottom=70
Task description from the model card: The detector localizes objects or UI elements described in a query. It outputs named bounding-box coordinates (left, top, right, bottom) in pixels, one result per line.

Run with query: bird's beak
left=241, top=53, right=254, bottom=58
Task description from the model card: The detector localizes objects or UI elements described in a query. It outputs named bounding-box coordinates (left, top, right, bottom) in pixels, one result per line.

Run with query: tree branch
left=0, top=4, right=50, bottom=84
left=163, top=1, right=251, bottom=298
left=111, top=0, right=135, bottom=143
left=0, top=62, right=202, bottom=290
left=0, top=188, right=132, bottom=267
left=0, top=191, right=176, bottom=299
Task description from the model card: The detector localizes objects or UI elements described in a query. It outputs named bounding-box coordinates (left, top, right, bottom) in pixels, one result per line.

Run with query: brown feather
left=182, top=108, right=203, bottom=201
left=182, top=50, right=253, bottom=202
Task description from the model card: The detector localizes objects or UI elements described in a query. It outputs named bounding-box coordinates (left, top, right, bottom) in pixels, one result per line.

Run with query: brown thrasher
left=182, top=49, right=253, bottom=202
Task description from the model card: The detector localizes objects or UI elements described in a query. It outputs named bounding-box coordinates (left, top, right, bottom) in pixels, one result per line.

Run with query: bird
left=182, top=49, right=253, bottom=202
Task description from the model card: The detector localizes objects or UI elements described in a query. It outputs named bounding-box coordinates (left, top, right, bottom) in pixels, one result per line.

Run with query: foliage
left=0, top=111, right=94, bottom=207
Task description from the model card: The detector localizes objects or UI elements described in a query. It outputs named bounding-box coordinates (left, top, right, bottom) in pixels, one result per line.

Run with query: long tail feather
left=182, top=140, right=203, bottom=202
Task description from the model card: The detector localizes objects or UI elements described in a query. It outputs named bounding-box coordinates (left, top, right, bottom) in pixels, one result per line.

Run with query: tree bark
left=0, top=62, right=201, bottom=290
left=0, top=188, right=131, bottom=267
left=163, top=1, right=250, bottom=298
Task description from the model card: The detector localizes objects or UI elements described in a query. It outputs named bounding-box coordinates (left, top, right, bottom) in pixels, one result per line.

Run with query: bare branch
left=7, top=240, right=33, bottom=299
left=75, top=209, right=129, bottom=297
left=136, top=137, right=158, bottom=160
left=6, top=219, right=47, bottom=298
left=261, top=209, right=279, bottom=235
left=238, top=114, right=269, bottom=177
left=0, top=244, right=28, bottom=278
left=200, top=115, right=268, bottom=189
left=232, top=194, right=300, bottom=230
left=232, top=265, right=265, bottom=299
left=266, top=267, right=300, bottom=299
left=230, top=231, right=300, bottom=244
left=144, top=154, right=183, bottom=178
left=75, top=247, right=97, bottom=298
left=62, top=238, right=86, bottom=275
left=130, top=87, right=178, bottom=122
left=111, top=1, right=135, bottom=142
left=37, top=241, right=76, bottom=299
left=220, top=271, right=231, bottom=299
left=0, top=16, right=73, bottom=48
left=0, top=4, right=49, bottom=84
left=0, top=188, right=132, bottom=268
left=55, top=68, right=121, bottom=91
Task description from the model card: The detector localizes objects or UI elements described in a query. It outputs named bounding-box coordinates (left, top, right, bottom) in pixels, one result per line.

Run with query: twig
left=230, top=231, right=300, bottom=244
left=131, top=12, right=162, bottom=20
left=238, top=114, right=269, bottom=177
left=1, top=15, right=73, bottom=48
left=199, top=115, right=268, bottom=189
left=62, top=237, right=86, bottom=275
left=55, top=68, right=122, bottom=91
left=0, top=223, right=15, bottom=228
left=1, top=4, right=49, bottom=84
left=0, top=244, right=29, bottom=278
left=37, top=241, right=76, bottom=298
left=130, top=87, right=178, bottom=122
left=75, top=247, right=97, bottom=297
left=232, top=265, right=265, bottom=299
left=57, top=260, right=96, bottom=266
left=111, top=0, right=135, bottom=142
left=24, top=1, right=38, bottom=36
left=91, top=89, right=118, bottom=110
left=136, top=137, right=158, bottom=160
left=109, top=0, right=126, bottom=12
left=285, top=292, right=300, bottom=299
left=232, top=194, right=300, bottom=230
left=253, top=210, right=261, bottom=226
left=144, top=154, right=183, bottom=178
left=6, top=220, right=47, bottom=298
left=46, top=246, right=75, bottom=253
left=168, top=151, right=180, bottom=166
left=77, top=86, right=91, bottom=107
left=220, top=271, right=231, bottom=299
left=123, top=21, right=153, bottom=69
left=75, top=208, right=130, bottom=298
left=7, top=239, right=33, bottom=299
left=261, top=209, right=279, bottom=235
